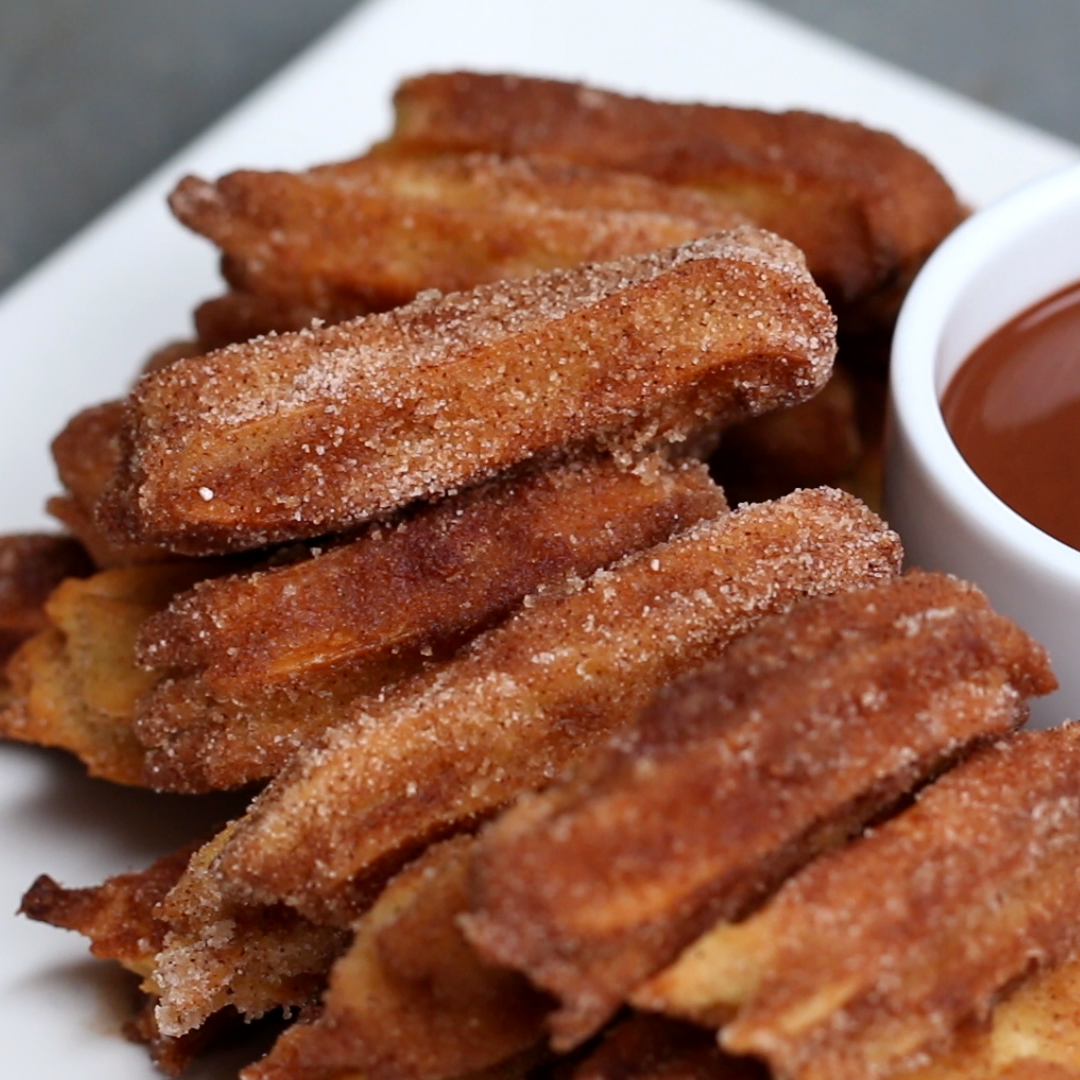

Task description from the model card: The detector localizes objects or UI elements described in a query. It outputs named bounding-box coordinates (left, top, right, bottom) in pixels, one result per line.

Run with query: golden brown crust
left=714, top=725, right=1080, bottom=1080
left=380, top=72, right=965, bottom=326
left=171, top=153, right=748, bottom=320
left=244, top=836, right=550, bottom=1080
left=894, top=956, right=1080, bottom=1080
left=463, top=572, right=1055, bottom=1048
left=49, top=400, right=171, bottom=566
left=0, top=533, right=93, bottom=662
left=133, top=455, right=724, bottom=792
left=0, top=564, right=219, bottom=784
left=141, top=455, right=724, bottom=695
left=209, top=489, right=899, bottom=927
left=99, top=230, right=835, bottom=555
left=154, top=824, right=349, bottom=1037
left=19, top=842, right=196, bottom=975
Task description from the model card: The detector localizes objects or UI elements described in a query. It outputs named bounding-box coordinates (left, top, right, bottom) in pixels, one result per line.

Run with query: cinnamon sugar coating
left=99, top=229, right=835, bottom=555
left=380, top=72, right=966, bottom=327
left=463, top=572, right=1055, bottom=1048
left=171, top=153, right=747, bottom=324
left=893, top=955, right=1080, bottom=1079
left=139, top=455, right=723, bottom=699
left=133, top=455, right=723, bottom=793
left=242, top=836, right=549, bottom=1080
left=209, top=489, right=899, bottom=927
left=714, top=725, right=1080, bottom=1080
left=153, top=823, right=348, bottom=1038
left=19, top=843, right=230, bottom=1077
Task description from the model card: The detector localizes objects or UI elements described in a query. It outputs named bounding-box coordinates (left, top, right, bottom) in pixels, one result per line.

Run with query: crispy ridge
left=210, top=489, right=900, bottom=926
left=713, top=725, right=1080, bottom=1080
left=134, top=455, right=725, bottom=792
left=153, top=823, right=349, bottom=1037
left=0, top=533, right=92, bottom=662
left=380, top=72, right=965, bottom=325
left=0, top=564, right=219, bottom=785
left=463, top=572, right=1055, bottom=1048
left=243, top=836, right=549, bottom=1080
left=171, top=153, right=747, bottom=317
left=19, top=842, right=196, bottom=976
left=98, top=229, right=834, bottom=555
left=139, top=455, right=724, bottom=696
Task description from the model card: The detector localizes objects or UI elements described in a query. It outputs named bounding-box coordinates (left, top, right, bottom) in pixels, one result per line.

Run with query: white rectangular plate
left=0, top=1, right=1076, bottom=1077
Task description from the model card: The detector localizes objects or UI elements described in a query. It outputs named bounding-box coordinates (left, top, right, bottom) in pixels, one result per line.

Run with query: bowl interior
left=934, top=190, right=1080, bottom=396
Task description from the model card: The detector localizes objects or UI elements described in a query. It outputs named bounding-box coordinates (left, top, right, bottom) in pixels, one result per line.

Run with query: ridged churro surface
left=211, top=489, right=899, bottom=926
left=718, top=726, right=1080, bottom=1080
left=464, top=572, right=1055, bottom=1047
left=381, top=72, right=965, bottom=324
left=100, top=230, right=834, bottom=554
left=171, top=153, right=747, bottom=317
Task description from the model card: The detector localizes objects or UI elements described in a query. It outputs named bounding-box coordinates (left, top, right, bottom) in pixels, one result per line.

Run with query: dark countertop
left=2, top=0, right=1077, bottom=294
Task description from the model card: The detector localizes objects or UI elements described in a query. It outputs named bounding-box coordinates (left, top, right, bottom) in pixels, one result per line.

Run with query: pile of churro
left=5, top=73, right=1080, bottom=1080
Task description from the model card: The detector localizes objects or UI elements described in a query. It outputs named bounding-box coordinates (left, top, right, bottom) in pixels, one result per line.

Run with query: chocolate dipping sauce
left=942, top=279, right=1080, bottom=551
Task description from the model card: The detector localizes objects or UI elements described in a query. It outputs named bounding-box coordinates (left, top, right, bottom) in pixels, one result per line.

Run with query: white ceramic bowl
left=887, top=161, right=1080, bottom=728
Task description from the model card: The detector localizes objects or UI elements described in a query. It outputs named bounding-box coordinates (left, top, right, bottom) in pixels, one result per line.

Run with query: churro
left=99, top=229, right=834, bottom=555
left=0, top=563, right=220, bottom=784
left=646, top=726, right=1080, bottom=1080
left=171, top=153, right=747, bottom=321
left=0, top=533, right=92, bottom=661
left=378, top=72, right=966, bottom=327
left=205, top=488, right=899, bottom=928
left=242, top=836, right=548, bottom=1080
left=134, top=454, right=723, bottom=792
left=465, top=572, right=1055, bottom=1048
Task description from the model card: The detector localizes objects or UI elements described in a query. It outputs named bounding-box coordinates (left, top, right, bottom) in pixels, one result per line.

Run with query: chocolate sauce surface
left=942, top=279, right=1080, bottom=552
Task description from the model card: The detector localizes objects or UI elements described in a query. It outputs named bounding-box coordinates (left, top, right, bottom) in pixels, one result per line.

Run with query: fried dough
left=0, top=533, right=92, bottom=662
left=464, top=572, right=1055, bottom=1048
left=645, top=726, right=1080, bottom=1080
left=134, top=455, right=723, bottom=792
left=379, top=72, right=965, bottom=327
left=243, top=835, right=549, bottom=1080
left=209, top=489, right=899, bottom=927
left=19, top=843, right=231, bottom=1077
left=142, top=455, right=723, bottom=696
left=900, top=957, right=1080, bottom=1079
left=154, top=823, right=349, bottom=1037
left=0, top=564, right=218, bottom=784
left=98, top=229, right=835, bottom=555
left=124, top=997, right=248, bottom=1079
left=171, top=153, right=748, bottom=321
left=20, top=842, right=196, bottom=977
left=48, top=400, right=169, bottom=566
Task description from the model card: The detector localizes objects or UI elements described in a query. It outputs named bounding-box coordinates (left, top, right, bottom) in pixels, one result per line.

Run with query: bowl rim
left=890, top=159, right=1080, bottom=583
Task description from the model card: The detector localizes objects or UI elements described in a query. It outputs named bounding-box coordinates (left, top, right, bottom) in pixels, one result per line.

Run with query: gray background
left=3, top=0, right=1078, bottom=294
